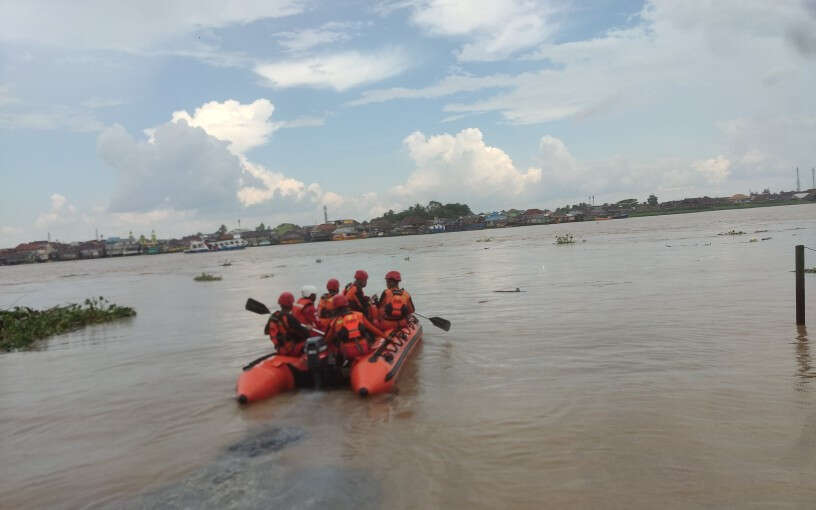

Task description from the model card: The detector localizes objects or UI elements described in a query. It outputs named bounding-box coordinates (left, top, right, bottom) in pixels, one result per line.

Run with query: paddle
left=245, top=297, right=271, bottom=315
left=413, top=312, right=451, bottom=332
left=246, top=297, right=326, bottom=334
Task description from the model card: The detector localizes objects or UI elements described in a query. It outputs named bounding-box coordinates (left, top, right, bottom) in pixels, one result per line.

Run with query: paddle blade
left=245, top=298, right=271, bottom=315
left=429, top=316, right=451, bottom=331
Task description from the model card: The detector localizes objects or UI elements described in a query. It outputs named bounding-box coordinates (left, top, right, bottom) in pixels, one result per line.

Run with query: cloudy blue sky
left=1, top=0, right=815, bottom=245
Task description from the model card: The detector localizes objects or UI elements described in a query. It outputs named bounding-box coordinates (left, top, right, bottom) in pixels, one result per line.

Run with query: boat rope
left=370, top=330, right=409, bottom=361
left=804, top=245, right=816, bottom=252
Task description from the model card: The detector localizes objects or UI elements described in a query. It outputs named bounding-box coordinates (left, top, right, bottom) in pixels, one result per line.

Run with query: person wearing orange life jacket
left=265, top=292, right=311, bottom=356
left=317, top=278, right=340, bottom=320
left=316, top=278, right=341, bottom=332
left=344, top=269, right=376, bottom=320
left=325, top=294, right=386, bottom=362
left=292, top=285, right=318, bottom=327
left=378, top=270, right=415, bottom=330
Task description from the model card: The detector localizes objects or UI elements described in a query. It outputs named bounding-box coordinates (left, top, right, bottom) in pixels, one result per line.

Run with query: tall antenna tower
left=323, top=205, right=328, bottom=224
left=796, top=167, right=801, bottom=192
left=812, top=167, right=815, bottom=189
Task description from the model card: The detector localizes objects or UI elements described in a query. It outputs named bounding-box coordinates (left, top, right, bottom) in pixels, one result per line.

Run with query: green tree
left=217, top=224, right=227, bottom=235
left=274, top=223, right=299, bottom=235
left=256, top=222, right=266, bottom=232
left=647, top=194, right=658, bottom=206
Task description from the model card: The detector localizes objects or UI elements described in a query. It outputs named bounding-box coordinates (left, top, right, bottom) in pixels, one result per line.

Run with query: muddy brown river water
left=2, top=205, right=816, bottom=509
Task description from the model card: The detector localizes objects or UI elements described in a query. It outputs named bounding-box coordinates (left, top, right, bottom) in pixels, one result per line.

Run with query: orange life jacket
left=344, top=283, right=367, bottom=310
left=381, top=288, right=411, bottom=320
left=265, top=311, right=304, bottom=356
left=334, top=311, right=371, bottom=360
left=335, top=311, right=363, bottom=341
left=317, top=292, right=336, bottom=318
left=292, top=297, right=314, bottom=325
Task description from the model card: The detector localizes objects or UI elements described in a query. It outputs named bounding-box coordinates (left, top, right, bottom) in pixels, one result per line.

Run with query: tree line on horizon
left=237, top=197, right=658, bottom=235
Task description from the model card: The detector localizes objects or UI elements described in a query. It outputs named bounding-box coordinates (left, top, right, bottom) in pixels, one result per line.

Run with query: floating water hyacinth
left=194, top=272, right=222, bottom=281
left=555, top=233, right=576, bottom=244
left=0, top=297, right=136, bottom=351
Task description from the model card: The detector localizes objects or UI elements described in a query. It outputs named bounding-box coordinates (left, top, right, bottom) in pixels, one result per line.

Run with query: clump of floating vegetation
left=476, top=237, right=493, bottom=243
left=194, top=272, right=222, bottom=282
left=555, top=233, right=576, bottom=245
left=718, top=230, right=746, bottom=236
left=0, top=297, right=136, bottom=351
left=805, top=267, right=816, bottom=274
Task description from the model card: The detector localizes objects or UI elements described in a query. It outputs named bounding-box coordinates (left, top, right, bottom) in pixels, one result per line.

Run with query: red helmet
left=385, top=270, right=401, bottom=282
left=326, top=278, right=340, bottom=292
left=278, top=292, right=295, bottom=307
left=354, top=270, right=368, bottom=282
left=332, top=294, right=349, bottom=308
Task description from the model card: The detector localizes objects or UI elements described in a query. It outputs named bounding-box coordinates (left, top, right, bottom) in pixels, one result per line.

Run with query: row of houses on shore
left=3, top=190, right=814, bottom=265
left=0, top=210, right=565, bottom=265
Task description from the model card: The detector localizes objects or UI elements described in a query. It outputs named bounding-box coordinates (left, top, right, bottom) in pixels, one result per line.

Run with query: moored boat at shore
left=209, top=238, right=247, bottom=251
left=184, top=240, right=210, bottom=253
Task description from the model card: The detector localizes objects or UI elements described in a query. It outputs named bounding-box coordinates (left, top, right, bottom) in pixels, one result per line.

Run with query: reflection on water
left=796, top=325, right=814, bottom=390
left=1, top=205, right=816, bottom=508
left=116, top=426, right=381, bottom=510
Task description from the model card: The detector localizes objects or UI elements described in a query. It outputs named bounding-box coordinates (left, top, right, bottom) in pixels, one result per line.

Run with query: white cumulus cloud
left=97, top=121, right=244, bottom=213
left=236, top=156, right=323, bottom=206
left=170, top=99, right=278, bottom=155
left=395, top=128, right=542, bottom=202
left=99, top=99, right=345, bottom=217
left=35, top=193, right=79, bottom=228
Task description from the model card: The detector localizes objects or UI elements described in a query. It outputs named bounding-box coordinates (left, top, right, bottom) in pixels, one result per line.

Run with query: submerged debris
left=194, top=272, right=222, bottom=282
left=260, top=273, right=274, bottom=279
left=315, top=258, right=322, bottom=263
left=718, top=230, right=746, bottom=236
left=115, top=426, right=384, bottom=510
left=0, top=297, right=136, bottom=351
left=494, top=288, right=524, bottom=293
left=476, top=237, right=492, bottom=243
left=220, top=260, right=232, bottom=267
left=226, top=427, right=306, bottom=458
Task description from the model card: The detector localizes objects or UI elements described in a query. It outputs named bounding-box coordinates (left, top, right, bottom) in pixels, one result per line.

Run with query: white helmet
left=301, top=285, right=318, bottom=298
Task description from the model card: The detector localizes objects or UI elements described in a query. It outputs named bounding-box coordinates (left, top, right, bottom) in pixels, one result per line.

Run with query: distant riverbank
left=626, top=199, right=814, bottom=218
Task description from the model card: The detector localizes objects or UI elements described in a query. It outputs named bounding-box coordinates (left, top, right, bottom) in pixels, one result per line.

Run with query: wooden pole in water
left=796, top=245, right=805, bottom=325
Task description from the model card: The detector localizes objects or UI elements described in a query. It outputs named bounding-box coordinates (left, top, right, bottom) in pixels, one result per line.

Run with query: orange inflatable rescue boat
left=236, top=317, right=423, bottom=404
left=351, top=317, right=423, bottom=396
